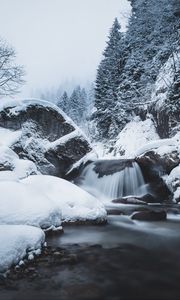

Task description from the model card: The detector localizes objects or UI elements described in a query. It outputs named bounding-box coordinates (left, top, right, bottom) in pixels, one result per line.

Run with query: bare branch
left=0, top=38, right=25, bottom=96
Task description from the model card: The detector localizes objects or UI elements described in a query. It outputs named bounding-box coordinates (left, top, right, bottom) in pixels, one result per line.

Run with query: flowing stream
left=2, top=159, right=180, bottom=300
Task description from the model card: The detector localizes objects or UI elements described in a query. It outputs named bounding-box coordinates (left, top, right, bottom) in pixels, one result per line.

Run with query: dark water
left=1, top=209, right=180, bottom=300
left=48, top=213, right=180, bottom=250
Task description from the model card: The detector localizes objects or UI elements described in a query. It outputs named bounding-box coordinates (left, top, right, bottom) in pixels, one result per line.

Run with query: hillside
left=93, top=0, right=180, bottom=139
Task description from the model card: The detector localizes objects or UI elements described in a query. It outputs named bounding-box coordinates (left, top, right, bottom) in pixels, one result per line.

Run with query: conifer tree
left=94, top=18, right=123, bottom=138
left=57, top=91, right=69, bottom=112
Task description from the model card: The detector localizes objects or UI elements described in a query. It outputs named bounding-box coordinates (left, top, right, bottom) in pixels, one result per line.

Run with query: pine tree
left=94, top=18, right=123, bottom=138
left=57, top=91, right=69, bottom=112
left=68, top=86, right=87, bottom=124
left=79, top=87, right=87, bottom=121
left=86, top=83, right=95, bottom=118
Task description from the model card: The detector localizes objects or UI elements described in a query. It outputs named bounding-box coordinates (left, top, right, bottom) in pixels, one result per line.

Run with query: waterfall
left=76, top=160, right=149, bottom=201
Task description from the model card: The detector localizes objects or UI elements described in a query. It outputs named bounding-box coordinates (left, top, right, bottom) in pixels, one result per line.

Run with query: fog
left=0, top=0, right=131, bottom=96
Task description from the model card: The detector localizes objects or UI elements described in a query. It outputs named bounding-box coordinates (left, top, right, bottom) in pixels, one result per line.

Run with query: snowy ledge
left=0, top=225, right=45, bottom=274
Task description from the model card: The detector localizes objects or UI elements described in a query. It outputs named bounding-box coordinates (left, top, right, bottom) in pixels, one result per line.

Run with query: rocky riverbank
left=1, top=212, right=180, bottom=300
left=1, top=242, right=180, bottom=300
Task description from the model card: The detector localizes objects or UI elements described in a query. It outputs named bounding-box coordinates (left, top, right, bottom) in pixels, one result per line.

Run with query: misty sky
left=0, top=0, right=131, bottom=97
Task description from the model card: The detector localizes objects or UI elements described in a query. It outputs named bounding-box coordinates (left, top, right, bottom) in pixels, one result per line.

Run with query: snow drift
left=22, top=175, right=107, bottom=223
left=0, top=225, right=45, bottom=273
left=0, top=180, right=62, bottom=230
left=113, top=117, right=159, bottom=158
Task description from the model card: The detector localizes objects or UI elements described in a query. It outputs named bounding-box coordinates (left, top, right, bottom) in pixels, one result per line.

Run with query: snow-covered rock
left=0, top=127, right=21, bottom=147
left=0, top=180, right=62, bottom=230
left=136, top=133, right=180, bottom=173
left=0, top=225, right=45, bottom=273
left=0, top=145, right=38, bottom=179
left=136, top=133, right=180, bottom=201
left=113, top=117, right=159, bottom=158
left=166, top=165, right=180, bottom=202
left=0, top=99, right=93, bottom=177
left=22, top=175, right=107, bottom=223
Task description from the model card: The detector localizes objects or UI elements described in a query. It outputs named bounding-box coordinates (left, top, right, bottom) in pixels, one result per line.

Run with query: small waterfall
left=77, top=160, right=149, bottom=201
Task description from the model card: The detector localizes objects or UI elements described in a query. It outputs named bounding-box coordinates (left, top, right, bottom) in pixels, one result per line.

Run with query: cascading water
left=77, top=160, right=149, bottom=201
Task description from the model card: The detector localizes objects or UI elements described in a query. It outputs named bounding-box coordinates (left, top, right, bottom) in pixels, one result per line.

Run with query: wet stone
left=131, top=210, right=167, bottom=221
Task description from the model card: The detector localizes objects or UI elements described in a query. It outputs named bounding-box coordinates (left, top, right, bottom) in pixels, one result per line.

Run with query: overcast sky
left=0, top=0, right=131, bottom=97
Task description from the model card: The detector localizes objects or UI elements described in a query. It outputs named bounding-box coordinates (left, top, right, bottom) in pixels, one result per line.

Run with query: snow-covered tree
left=68, top=86, right=87, bottom=124
left=93, top=0, right=180, bottom=140
left=94, top=18, right=123, bottom=138
left=57, top=91, right=69, bottom=112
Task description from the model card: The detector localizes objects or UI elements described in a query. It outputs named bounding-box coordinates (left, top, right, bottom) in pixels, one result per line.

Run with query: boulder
left=136, top=149, right=179, bottom=175
left=166, top=165, right=180, bottom=202
left=107, top=209, right=123, bottom=215
left=92, top=159, right=135, bottom=177
left=131, top=210, right=167, bottom=221
left=112, top=197, right=147, bottom=205
left=0, top=99, right=92, bottom=177
left=136, top=148, right=179, bottom=201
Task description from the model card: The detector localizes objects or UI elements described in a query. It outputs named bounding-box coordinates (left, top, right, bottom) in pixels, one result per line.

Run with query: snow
left=0, top=98, right=89, bottom=141
left=46, top=129, right=83, bottom=150
left=167, top=165, right=180, bottom=183
left=13, top=158, right=39, bottom=178
left=166, top=165, right=180, bottom=202
left=135, top=132, right=180, bottom=157
left=0, top=145, right=18, bottom=161
left=134, top=132, right=180, bottom=202
left=0, top=225, right=45, bottom=273
left=67, top=150, right=97, bottom=175
left=0, top=127, right=21, bottom=147
left=0, top=145, right=39, bottom=179
left=0, top=180, right=62, bottom=230
left=92, top=141, right=115, bottom=159
left=175, top=188, right=180, bottom=202
left=0, top=171, right=18, bottom=181
left=22, top=175, right=107, bottom=223
left=0, top=127, right=39, bottom=179
left=113, top=117, right=159, bottom=158
left=151, top=51, right=180, bottom=110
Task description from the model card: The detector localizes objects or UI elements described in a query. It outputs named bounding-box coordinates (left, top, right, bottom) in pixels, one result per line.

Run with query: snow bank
left=0, top=127, right=21, bottom=147
left=0, top=171, right=19, bottom=181
left=22, top=175, right=107, bottom=223
left=0, top=145, right=39, bottom=179
left=0, top=181, right=62, bottom=230
left=135, top=132, right=180, bottom=157
left=113, top=117, right=159, bottom=158
left=0, top=225, right=45, bottom=273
